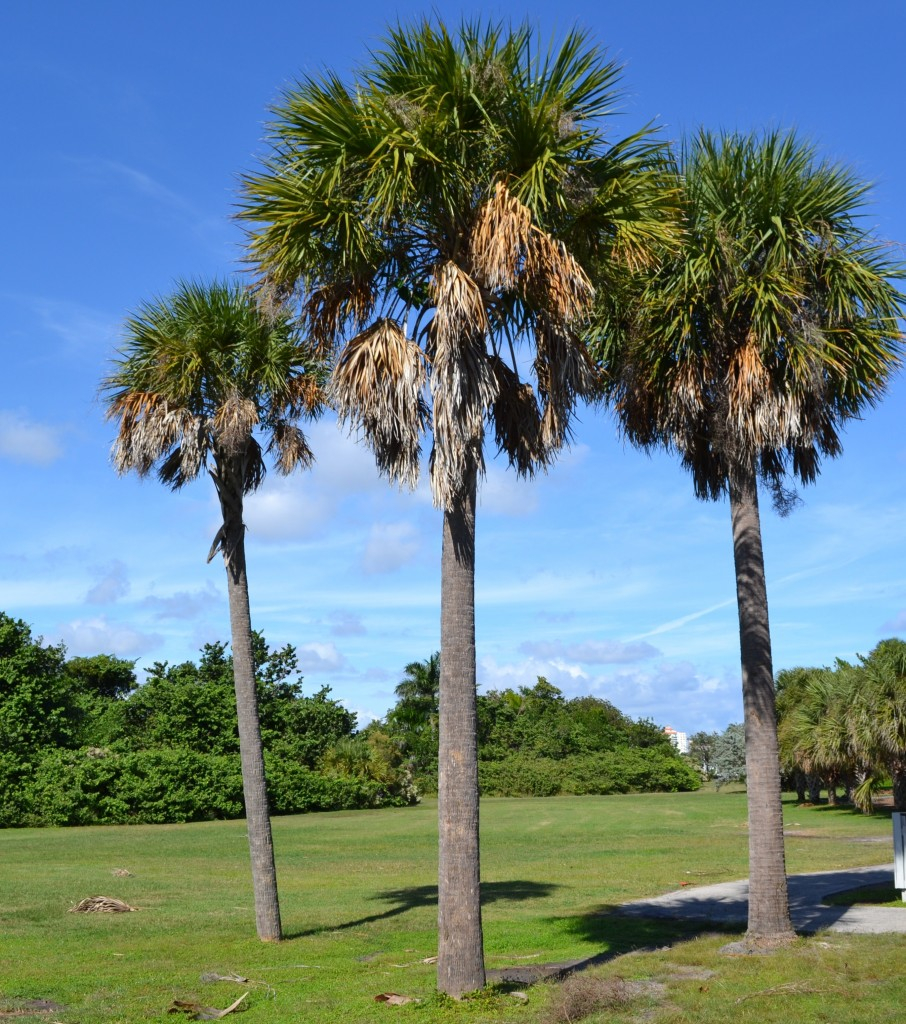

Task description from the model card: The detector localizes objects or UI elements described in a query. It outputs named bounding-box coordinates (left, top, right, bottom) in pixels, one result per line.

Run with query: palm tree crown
left=103, top=279, right=323, bottom=545
left=604, top=129, right=904, bottom=502
left=241, top=19, right=672, bottom=501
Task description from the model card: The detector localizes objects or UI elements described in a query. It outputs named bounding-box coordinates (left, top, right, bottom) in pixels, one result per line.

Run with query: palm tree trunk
left=437, top=468, right=485, bottom=997
left=217, top=463, right=283, bottom=942
left=729, top=467, right=795, bottom=944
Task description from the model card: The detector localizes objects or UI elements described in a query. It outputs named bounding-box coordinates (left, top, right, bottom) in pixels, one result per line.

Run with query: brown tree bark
left=437, top=469, right=485, bottom=996
left=729, top=467, right=795, bottom=944
left=216, top=459, right=283, bottom=942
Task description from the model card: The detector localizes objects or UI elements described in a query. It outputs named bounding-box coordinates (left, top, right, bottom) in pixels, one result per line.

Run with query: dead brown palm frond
left=470, top=181, right=534, bottom=292
left=524, top=230, right=594, bottom=325
left=213, top=393, right=259, bottom=457
left=110, top=394, right=208, bottom=482
left=429, top=262, right=490, bottom=355
left=267, top=421, right=315, bottom=474
left=70, top=896, right=137, bottom=913
left=284, top=372, right=326, bottom=418
left=305, top=278, right=376, bottom=350
left=489, top=357, right=548, bottom=475
left=534, top=318, right=597, bottom=450
left=331, top=318, right=428, bottom=490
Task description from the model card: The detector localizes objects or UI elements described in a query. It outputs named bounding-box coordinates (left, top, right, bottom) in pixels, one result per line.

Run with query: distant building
left=664, top=726, right=689, bottom=754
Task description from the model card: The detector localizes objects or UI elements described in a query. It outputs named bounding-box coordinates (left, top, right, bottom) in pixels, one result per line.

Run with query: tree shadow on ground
left=286, top=879, right=559, bottom=939
left=487, top=907, right=741, bottom=985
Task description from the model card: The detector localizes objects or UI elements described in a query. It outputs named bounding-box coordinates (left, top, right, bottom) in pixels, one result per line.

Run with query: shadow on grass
left=487, top=907, right=741, bottom=985
left=286, top=879, right=559, bottom=939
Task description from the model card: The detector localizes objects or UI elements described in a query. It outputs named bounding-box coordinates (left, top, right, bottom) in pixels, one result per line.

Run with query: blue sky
left=2, top=1, right=904, bottom=733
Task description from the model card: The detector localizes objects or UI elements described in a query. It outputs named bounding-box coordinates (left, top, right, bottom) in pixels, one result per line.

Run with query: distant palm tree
left=240, top=19, right=673, bottom=993
left=599, top=130, right=904, bottom=944
left=851, top=640, right=906, bottom=810
left=102, top=279, right=324, bottom=941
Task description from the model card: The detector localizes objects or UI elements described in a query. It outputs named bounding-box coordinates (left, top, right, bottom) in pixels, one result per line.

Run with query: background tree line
left=385, top=654, right=700, bottom=798
left=0, top=617, right=698, bottom=828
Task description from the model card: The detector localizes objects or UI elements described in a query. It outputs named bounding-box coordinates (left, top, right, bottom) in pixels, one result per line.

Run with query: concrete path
left=617, top=864, right=906, bottom=934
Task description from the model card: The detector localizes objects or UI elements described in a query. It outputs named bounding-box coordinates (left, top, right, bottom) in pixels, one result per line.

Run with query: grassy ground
left=1, top=791, right=903, bottom=1023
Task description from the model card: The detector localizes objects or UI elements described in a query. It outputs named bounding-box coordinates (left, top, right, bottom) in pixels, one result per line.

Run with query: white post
left=894, top=812, right=906, bottom=902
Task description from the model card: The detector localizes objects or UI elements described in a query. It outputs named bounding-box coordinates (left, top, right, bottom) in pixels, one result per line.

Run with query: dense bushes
left=0, top=614, right=413, bottom=827
left=385, top=661, right=700, bottom=797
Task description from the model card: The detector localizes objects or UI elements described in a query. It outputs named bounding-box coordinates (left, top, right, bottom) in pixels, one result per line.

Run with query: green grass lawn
left=1, top=792, right=903, bottom=1023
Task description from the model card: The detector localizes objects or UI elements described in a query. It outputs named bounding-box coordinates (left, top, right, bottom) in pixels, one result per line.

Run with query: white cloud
left=362, top=522, right=421, bottom=575
left=85, top=560, right=130, bottom=604
left=519, top=638, right=660, bottom=664
left=296, top=642, right=346, bottom=673
left=0, top=410, right=64, bottom=465
left=57, top=616, right=162, bottom=657
left=244, top=478, right=331, bottom=541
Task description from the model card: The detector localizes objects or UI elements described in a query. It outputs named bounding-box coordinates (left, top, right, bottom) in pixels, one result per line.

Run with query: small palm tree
left=102, top=279, right=324, bottom=941
left=241, top=19, right=672, bottom=993
left=599, top=130, right=904, bottom=944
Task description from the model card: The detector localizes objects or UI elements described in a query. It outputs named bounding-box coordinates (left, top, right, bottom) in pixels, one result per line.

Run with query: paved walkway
left=617, top=863, right=906, bottom=934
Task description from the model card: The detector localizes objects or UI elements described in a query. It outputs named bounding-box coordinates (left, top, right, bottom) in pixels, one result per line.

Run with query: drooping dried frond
left=267, top=421, right=315, bottom=475
left=470, top=181, right=533, bottom=291
left=430, top=262, right=490, bottom=353
left=331, top=318, right=428, bottom=490
left=534, top=318, right=597, bottom=451
left=524, top=230, right=594, bottom=325
left=488, top=357, right=548, bottom=476
left=305, top=279, right=376, bottom=350
left=108, top=391, right=208, bottom=485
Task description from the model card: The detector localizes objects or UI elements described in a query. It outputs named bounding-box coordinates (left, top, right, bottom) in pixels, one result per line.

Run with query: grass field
left=1, top=791, right=904, bottom=1023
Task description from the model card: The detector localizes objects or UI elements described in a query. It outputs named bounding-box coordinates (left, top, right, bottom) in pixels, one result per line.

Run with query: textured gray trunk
left=216, top=459, right=283, bottom=942
left=729, top=468, right=795, bottom=944
left=437, top=470, right=485, bottom=997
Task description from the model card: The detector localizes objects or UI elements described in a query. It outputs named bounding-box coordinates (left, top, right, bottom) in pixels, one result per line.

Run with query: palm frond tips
left=331, top=319, right=428, bottom=490
left=267, top=421, right=315, bottom=475
left=489, top=357, right=548, bottom=476
left=534, top=318, right=597, bottom=450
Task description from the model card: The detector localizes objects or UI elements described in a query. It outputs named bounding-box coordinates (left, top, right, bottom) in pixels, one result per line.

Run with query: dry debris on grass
left=543, top=974, right=633, bottom=1023
left=69, top=896, right=137, bottom=913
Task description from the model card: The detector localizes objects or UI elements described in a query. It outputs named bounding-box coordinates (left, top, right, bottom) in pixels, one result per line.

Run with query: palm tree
left=599, top=130, right=904, bottom=945
left=240, top=19, right=672, bottom=994
left=851, top=640, right=906, bottom=810
left=102, top=279, right=324, bottom=941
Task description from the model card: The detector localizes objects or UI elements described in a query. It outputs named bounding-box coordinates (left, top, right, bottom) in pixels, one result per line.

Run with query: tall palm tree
left=240, top=19, right=672, bottom=994
left=102, top=279, right=324, bottom=941
left=598, top=130, right=904, bottom=944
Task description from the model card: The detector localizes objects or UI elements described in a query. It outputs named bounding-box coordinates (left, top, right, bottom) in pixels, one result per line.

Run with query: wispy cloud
left=296, top=642, right=346, bottom=673
left=362, top=522, right=421, bottom=574
left=141, top=582, right=221, bottom=620
left=628, top=598, right=736, bottom=640
left=0, top=410, right=64, bottom=465
left=327, top=609, right=367, bottom=637
left=85, top=560, right=130, bottom=604
left=519, top=638, right=660, bottom=664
